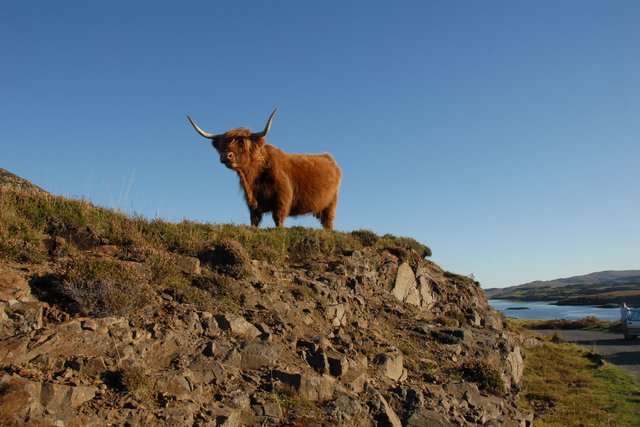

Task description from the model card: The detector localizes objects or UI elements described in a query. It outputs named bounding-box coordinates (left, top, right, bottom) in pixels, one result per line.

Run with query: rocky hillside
left=0, top=169, right=532, bottom=426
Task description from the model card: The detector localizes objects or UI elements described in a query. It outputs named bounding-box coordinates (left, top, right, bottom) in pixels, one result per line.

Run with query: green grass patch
left=0, top=189, right=432, bottom=266
left=520, top=338, right=640, bottom=426
left=516, top=317, right=622, bottom=333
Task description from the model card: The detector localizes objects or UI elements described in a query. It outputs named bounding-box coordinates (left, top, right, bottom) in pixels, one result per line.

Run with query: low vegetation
left=112, top=364, right=151, bottom=396
left=517, top=317, right=622, bottom=332
left=0, top=189, right=431, bottom=268
left=0, top=184, right=432, bottom=327
left=520, top=336, right=640, bottom=426
left=458, top=359, right=505, bottom=396
left=33, top=257, right=152, bottom=318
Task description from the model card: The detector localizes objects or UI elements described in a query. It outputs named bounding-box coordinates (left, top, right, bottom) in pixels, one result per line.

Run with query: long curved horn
left=251, top=108, right=277, bottom=138
left=187, top=116, right=217, bottom=140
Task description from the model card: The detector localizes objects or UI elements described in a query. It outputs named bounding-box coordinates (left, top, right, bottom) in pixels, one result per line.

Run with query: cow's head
left=188, top=109, right=277, bottom=170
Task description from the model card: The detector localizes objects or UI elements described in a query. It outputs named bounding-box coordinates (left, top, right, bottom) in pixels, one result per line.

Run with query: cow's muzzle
left=220, top=153, right=235, bottom=169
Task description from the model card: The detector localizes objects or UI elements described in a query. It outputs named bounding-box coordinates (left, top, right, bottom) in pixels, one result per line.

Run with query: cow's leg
left=272, top=181, right=293, bottom=228
left=272, top=204, right=290, bottom=227
left=250, top=209, right=263, bottom=227
left=319, top=196, right=338, bottom=230
left=273, top=199, right=294, bottom=227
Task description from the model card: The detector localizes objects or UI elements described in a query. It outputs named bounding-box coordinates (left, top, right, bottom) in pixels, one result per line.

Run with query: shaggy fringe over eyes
left=225, top=128, right=252, bottom=137
left=220, top=129, right=267, bottom=153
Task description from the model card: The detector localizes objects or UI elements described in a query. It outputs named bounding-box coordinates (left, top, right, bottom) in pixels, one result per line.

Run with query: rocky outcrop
left=0, top=172, right=530, bottom=426
left=0, top=246, right=530, bottom=426
left=0, top=168, right=47, bottom=194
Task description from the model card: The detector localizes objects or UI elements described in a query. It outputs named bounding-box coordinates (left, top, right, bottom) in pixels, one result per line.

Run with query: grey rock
left=43, top=382, right=97, bottom=409
left=416, top=266, right=436, bottom=308
left=432, top=327, right=472, bottom=345
left=375, top=352, right=406, bottom=382
left=522, top=337, right=543, bottom=349
left=179, top=310, right=203, bottom=335
left=392, top=262, right=419, bottom=305
left=465, top=309, right=482, bottom=327
left=188, top=355, right=225, bottom=385
left=431, top=330, right=462, bottom=345
left=406, top=408, right=452, bottom=427
left=240, top=342, right=282, bottom=370
left=0, top=273, right=32, bottom=302
left=482, top=313, right=503, bottom=330
left=327, top=395, right=368, bottom=424
left=262, top=401, right=283, bottom=418
left=1, top=301, right=42, bottom=338
left=78, top=356, right=108, bottom=378
left=174, top=255, right=201, bottom=275
left=226, top=390, right=250, bottom=410
left=424, top=384, right=446, bottom=399
left=340, top=368, right=368, bottom=394
left=272, top=370, right=336, bottom=401
left=372, top=391, right=402, bottom=427
left=153, top=371, right=192, bottom=399
left=163, top=402, right=197, bottom=426
left=124, top=261, right=153, bottom=280
left=326, top=303, right=347, bottom=327
left=0, top=375, right=96, bottom=421
left=215, top=315, right=261, bottom=339
left=200, top=311, right=220, bottom=337
left=2, top=317, right=133, bottom=366
left=506, top=345, right=524, bottom=387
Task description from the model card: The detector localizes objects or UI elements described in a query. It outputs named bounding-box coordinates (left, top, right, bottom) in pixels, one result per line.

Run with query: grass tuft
left=37, top=257, right=152, bottom=317
left=458, top=359, right=506, bottom=396
left=200, top=237, right=253, bottom=277
left=350, top=229, right=379, bottom=247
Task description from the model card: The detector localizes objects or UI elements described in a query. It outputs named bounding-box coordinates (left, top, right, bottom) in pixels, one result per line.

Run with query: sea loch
left=489, top=299, right=621, bottom=321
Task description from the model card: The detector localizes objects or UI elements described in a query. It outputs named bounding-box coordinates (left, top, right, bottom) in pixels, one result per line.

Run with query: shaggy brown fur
left=189, top=115, right=341, bottom=229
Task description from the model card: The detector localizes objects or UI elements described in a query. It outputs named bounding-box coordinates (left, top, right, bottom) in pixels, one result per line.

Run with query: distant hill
left=485, top=270, right=640, bottom=306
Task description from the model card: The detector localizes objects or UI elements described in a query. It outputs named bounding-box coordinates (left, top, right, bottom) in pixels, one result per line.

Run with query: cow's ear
left=211, top=137, right=221, bottom=150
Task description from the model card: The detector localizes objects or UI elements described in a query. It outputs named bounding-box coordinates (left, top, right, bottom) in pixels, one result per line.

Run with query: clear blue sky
left=2, top=1, right=639, bottom=288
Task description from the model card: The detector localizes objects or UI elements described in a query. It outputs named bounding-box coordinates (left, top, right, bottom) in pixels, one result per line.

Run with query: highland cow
left=188, top=110, right=341, bottom=229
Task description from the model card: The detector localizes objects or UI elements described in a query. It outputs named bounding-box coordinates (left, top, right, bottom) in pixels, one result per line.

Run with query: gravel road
left=538, top=329, right=640, bottom=382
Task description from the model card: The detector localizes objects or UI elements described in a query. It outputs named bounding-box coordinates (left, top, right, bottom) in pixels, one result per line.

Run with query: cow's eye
left=237, top=139, right=244, bottom=148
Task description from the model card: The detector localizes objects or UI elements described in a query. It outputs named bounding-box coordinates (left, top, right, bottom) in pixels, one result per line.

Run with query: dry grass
left=37, top=257, right=153, bottom=317
left=458, top=359, right=506, bottom=396
left=0, top=189, right=431, bottom=267
left=199, top=237, right=253, bottom=277
left=517, top=317, right=622, bottom=332
left=0, top=187, right=433, bottom=327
